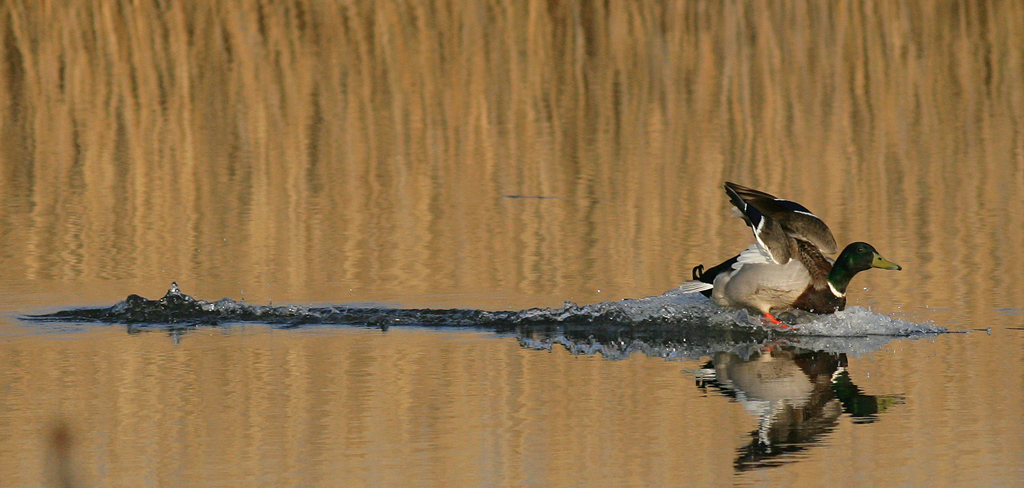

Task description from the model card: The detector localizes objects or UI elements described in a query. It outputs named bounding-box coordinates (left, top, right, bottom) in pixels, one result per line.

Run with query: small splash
left=785, top=306, right=947, bottom=336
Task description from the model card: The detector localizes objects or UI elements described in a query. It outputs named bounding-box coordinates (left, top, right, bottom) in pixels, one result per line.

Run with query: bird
left=679, top=182, right=901, bottom=325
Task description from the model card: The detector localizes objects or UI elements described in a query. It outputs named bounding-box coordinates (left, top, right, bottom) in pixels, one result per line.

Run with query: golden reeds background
left=3, top=1, right=1022, bottom=311
left=2, top=1, right=1024, bottom=486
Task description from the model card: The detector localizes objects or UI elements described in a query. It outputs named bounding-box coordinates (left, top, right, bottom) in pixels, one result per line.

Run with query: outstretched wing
left=724, top=182, right=837, bottom=263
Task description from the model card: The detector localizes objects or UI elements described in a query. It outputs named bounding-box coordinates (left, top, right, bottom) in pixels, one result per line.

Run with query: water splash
left=25, top=282, right=945, bottom=342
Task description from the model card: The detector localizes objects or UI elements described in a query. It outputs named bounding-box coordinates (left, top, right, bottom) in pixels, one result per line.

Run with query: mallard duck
left=680, top=182, right=901, bottom=324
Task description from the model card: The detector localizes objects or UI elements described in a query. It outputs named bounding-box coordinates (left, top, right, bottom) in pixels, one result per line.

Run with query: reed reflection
left=2, top=1, right=1022, bottom=313
left=23, top=282, right=922, bottom=479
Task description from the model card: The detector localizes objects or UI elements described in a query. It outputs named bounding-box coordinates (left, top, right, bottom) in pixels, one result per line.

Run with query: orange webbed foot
left=762, top=313, right=794, bottom=331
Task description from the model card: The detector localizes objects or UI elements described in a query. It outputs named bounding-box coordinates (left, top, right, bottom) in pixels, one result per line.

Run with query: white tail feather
left=736, top=244, right=772, bottom=266
left=678, top=280, right=714, bottom=294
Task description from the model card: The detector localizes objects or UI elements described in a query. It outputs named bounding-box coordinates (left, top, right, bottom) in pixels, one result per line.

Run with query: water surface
left=1, top=1, right=1023, bottom=486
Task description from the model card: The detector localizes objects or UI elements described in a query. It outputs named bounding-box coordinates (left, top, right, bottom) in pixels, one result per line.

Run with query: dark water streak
left=26, top=283, right=946, bottom=363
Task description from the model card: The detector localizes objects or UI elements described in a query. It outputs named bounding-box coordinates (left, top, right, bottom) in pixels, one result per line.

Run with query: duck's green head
left=828, top=242, right=901, bottom=294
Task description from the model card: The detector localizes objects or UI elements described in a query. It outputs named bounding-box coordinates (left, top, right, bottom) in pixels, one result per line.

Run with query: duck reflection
left=514, top=323, right=910, bottom=472
left=694, top=345, right=903, bottom=471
